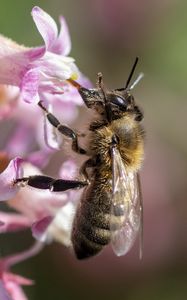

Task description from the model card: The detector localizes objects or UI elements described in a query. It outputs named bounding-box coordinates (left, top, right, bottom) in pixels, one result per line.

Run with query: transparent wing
left=110, top=147, right=143, bottom=257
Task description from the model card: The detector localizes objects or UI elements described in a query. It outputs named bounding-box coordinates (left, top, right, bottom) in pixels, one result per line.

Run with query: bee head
left=68, top=58, right=143, bottom=122
left=108, top=90, right=143, bottom=122
left=109, top=90, right=134, bottom=111
left=110, top=57, right=144, bottom=122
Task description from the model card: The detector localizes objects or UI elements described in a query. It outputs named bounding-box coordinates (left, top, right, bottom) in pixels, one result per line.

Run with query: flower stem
left=1, top=241, right=44, bottom=270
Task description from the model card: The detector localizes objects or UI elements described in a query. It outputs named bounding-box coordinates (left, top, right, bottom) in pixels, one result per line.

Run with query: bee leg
left=38, top=101, right=86, bottom=155
left=14, top=175, right=88, bottom=192
left=96, top=73, right=113, bottom=123
left=96, top=72, right=104, bottom=89
left=79, top=157, right=97, bottom=182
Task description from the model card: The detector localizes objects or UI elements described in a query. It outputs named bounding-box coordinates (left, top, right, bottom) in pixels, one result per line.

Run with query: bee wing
left=110, top=147, right=143, bottom=257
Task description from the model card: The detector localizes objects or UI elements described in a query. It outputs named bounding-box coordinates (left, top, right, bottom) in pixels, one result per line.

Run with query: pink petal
left=51, top=99, right=78, bottom=123
left=0, top=272, right=33, bottom=300
left=0, top=158, right=23, bottom=201
left=0, top=281, right=13, bottom=300
left=6, top=124, right=34, bottom=158
left=3, top=273, right=33, bottom=286
left=4, top=282, right=28, bottom=300
left=12, top=93, right=41, bottom=127
left=25, top=46, right=45, bottom=61
left=31, top=6, right=58, bottom=51
left=27, top=149, right=53, bottom=168
left=78, top=73, right=93, bottom=89
left=20, top=68, right=40, bottom=104
left=0, top=35, right=29, bottom=86
left=8, top=163, right=68, bottom=222
left=43, top=103, right=62, bottom=150
left=51, top=16, right=71, bottom=55
left=0, top=212, right=30, bottom=233
left=59, top=160, right=77, bottom=180
left=32, top=216, right=53, bottom=242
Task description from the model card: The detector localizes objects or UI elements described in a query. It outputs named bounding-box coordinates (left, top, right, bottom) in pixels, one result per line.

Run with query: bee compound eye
left=115, top=96, right=125, bottom=106
left=111, top=95, right=127, bottom=110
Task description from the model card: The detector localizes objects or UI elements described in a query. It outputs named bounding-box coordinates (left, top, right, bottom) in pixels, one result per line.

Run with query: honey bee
left=15, top=57, right=145, bottom=259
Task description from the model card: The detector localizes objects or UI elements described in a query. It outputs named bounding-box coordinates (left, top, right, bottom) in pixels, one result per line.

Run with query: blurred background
left=1, top=0, right=187, bottom=299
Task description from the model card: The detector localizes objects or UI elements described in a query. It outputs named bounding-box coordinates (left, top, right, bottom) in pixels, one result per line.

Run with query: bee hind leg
left=38, top=101, right=86, bottom=155
left=14, top=175, right=88, bottom=192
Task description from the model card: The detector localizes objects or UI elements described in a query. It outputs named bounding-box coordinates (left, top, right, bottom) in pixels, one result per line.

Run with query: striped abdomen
left=71, top=178, right=112, bottom=259
left=72, top=178, right=125, bottom=259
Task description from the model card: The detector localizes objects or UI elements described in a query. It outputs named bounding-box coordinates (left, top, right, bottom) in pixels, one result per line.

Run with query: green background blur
left=1, top=0, right=187, bottom=299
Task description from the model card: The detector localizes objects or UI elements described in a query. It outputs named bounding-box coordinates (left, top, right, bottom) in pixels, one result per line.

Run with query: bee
left=15, top=57, right=145, bottom=259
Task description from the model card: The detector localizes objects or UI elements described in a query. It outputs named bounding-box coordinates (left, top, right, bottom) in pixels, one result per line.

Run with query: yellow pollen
left=70, top=72, right=78, bottom=80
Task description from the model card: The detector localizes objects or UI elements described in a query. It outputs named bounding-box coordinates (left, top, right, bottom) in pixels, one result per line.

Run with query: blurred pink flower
left=0, top=242, right=44, bottom=300
left=0, top=273, right=32, bottom=300
left=0, top=157, right=23, bottom=201
left=0, top=157, right=80, bottom=300
left=0, top=212, right=30, bottom=233
left=0, top=6, right=91, bottom=165
left=2, top=160, right=79, bottom=246
left=0, top=6, right=79, bottom=104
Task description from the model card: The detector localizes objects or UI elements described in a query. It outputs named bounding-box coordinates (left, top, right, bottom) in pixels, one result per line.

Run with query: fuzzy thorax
left=90, top=114, right=144, bottom=172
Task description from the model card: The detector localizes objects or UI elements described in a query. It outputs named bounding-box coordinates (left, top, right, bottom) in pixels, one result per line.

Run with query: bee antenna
left=129, top=72, right=144, bottom=91
left=125, top=57, right=139, bottom=89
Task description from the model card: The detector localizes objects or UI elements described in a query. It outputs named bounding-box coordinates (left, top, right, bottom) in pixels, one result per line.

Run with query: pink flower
left=0, top=242, right=43, bottom=300
left=0, top=6, right=92, bottom=162
left=0, top=160, right=80, bottom=246
left=0, top=273, right=32, bottom=300
left=0, top=157, right=23, bottom=201
left=0, top=212, right=30, bottom=233
left=0, top=121, right=80, bottom=255
left=0, top=6, right=80, bottom=104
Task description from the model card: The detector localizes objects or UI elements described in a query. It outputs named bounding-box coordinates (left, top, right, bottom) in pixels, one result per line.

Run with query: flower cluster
left=0, top=6, right=90, bottom=300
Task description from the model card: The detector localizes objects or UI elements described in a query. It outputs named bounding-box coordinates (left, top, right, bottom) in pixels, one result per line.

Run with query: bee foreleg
left=96, top=73, right=113, bottom=123
left=79, top=157, right=98, bottom=182
left=38, top=101, right=86, bottom=155
left=14, top=175, right=88, bottom=192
